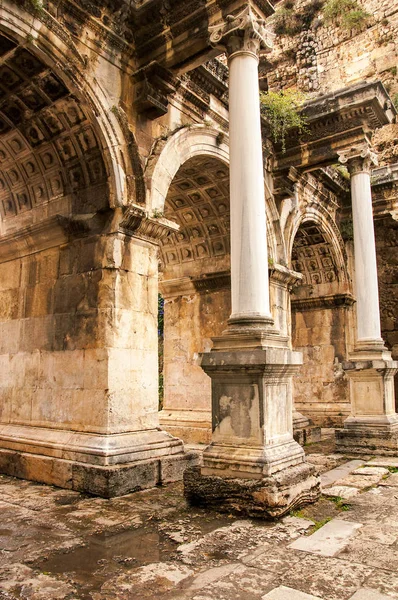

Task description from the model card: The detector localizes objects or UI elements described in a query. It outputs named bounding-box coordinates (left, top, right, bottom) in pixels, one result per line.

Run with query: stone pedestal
left=336, top=357, right=398, bottom=454
left=184, top=335, right=320, bottom=516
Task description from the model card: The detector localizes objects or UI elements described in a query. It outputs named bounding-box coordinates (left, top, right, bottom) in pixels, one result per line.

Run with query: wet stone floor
left=1, top=444, right=398, bottom=599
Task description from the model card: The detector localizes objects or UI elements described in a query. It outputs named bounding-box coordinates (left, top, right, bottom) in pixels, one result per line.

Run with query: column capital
left=338, top=145, right=378, bottom=176
left=209, top=6, right=274, bottom=60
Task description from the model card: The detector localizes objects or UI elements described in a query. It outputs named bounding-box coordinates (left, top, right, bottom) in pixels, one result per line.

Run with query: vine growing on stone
left=260, top=90, right=308, bottom=153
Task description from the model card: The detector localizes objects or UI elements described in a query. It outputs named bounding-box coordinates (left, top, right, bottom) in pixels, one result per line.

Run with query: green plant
left=274, top=6, right=301, bottom=36
left=29, top=0, right=44, bottom=12
left=308, top=516, right=332, bottom=534
left=392, top=93, right=398, bottom=112
left=323, top=0, right=370, bottom=31
left=152, top=208, right=164, bottom=218
left=339, top=218, right=354, bottom=242
left=388, top=466, right=398, bottom=473
left=260, top=89, right=308, bottom=153
left=329, top=496, right=351, bottom=511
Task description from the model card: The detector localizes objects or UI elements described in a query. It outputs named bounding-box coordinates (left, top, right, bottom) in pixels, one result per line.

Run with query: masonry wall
left=292, top=305, right=351, bottom=426
left=0, top=233, right=160, bottom=435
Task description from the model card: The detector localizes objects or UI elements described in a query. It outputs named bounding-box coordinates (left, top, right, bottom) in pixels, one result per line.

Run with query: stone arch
left=288, top=206, right=353, bottom=428
left=146, top=124, right=282, bottom=263
left=0, top=3, right=144, bottom=222
left=287, top=206, right=349, bottom=285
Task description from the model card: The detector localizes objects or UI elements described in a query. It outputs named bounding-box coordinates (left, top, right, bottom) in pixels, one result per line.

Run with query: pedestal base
left=336, top=415, right=398, bottom=455
left=184, top=463, right=320, bottom=518
left=0, top=424, right=200, bottom=497
left=336, top=356, right=398, bottom=455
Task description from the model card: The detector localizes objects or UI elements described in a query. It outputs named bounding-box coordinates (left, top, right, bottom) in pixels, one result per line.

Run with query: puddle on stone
left=36, top=526, right=178, bottom=598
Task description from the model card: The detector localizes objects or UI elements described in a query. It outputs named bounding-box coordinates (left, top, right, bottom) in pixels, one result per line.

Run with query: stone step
left=349, top=590, right=394, bottom=599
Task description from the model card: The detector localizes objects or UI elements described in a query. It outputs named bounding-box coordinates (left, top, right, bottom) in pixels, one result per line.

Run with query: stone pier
left=184, top=6, right=320, bottom=517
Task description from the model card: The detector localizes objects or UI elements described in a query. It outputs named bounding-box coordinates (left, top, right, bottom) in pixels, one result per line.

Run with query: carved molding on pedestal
left=209, top=5, right=274, bottom=58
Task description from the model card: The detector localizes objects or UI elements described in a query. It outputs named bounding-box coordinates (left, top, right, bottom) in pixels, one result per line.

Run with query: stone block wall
left=292, top=305, right=351, bottom=426
left=0, top=232, right=160, bottom=435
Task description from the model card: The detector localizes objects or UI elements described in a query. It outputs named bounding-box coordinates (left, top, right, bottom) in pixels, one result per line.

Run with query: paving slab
left=288, top=519, right=362, bottom=557
left=349, top=590, right=394, bottom=599
left=320, top=460, right=365, bottom=488
left=366, top=458, right=398, bottom=468
left=379, top=473, right=398, bottom=487
left=352, top=467, right=389, bottom=477
left=262, top=586, right=323, bottom=599
left=333, top=475, right=382, bottom=489
left=322, top=485, right=360, bottom=500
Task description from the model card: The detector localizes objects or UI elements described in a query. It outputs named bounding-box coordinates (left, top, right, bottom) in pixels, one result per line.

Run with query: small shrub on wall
left=323, top=0, right=370, bottom=31
left=260, top=89, right=308, bottom=153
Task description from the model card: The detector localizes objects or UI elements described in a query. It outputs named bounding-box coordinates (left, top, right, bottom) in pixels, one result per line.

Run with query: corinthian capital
left=338, top=145, right=378, bottom=176
left=209, top=6, right=274, bottom=59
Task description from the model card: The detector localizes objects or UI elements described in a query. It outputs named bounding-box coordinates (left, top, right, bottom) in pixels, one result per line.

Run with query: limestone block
left=0, top=288, right=20, bottom=321
left=322, top=486, right=360, bottom=500
left=262, top=587, right=323, bottom=600
left=82, top=348, right=109, bottom=390
left=0, top=259, right=21, bottom=290
left=333, top=474, right=382, bottom=489
left=0, top=321, right=21, bottom=354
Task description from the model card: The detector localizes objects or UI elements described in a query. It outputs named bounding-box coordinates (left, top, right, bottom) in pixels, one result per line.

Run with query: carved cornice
left=160, top=270, right=231, bottom=297
left=291, top=293, right=355, bottom=312
left=269, top=264, right=303, bottom=290
left=338, top=145, right=378, bottom=176
left=120, top=206, right=179, bottom=243
left=274, top=82, right=396, bottom=174
left=209, top=5, right=274, bottom=59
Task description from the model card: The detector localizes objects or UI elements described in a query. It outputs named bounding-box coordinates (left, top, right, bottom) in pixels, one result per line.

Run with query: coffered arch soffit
left=146, top=125, right=283, bottom=266
left=288, top=208, right=349, bottom=287
left=0, top=5, right=143, bottom=235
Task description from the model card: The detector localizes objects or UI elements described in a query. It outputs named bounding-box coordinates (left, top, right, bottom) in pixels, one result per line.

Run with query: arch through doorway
left=290, top=218, right=354, bottom=427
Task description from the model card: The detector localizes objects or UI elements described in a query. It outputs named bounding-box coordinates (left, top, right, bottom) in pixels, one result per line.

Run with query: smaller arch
left=145, top=125, right=229, bottom=214
left=287, top=205, right=349, bottom=285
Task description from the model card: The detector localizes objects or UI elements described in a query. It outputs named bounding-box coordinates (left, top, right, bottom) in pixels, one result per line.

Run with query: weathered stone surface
left=289, top=520, right=362, bottom=557
left=320, top=460, right=365, bottom=488
left=322, top=486, right=360, bottom=500
left=262, top=587, right=323, bottom=600
left=184, top=463, right=320, bottom=518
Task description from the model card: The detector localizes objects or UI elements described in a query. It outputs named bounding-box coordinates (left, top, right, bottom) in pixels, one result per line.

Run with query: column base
left=184, top=462, right=320, bottom=518
left=201, top=438, right=306, bottom=478
left=0, top=424, right=200, bottom=497
left=336, top=415, right=398, bottom=455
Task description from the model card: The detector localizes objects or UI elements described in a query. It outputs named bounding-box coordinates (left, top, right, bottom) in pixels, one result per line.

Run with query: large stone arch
left=0, top=3, right=170, bottom=496
left=0, top=1, right=145, bottom=216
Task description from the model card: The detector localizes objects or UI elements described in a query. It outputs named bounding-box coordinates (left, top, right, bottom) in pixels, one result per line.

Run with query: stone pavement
left=1, top=446, right=398, bottom=600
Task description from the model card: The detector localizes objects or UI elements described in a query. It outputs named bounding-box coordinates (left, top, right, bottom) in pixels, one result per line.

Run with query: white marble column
left=210, top=6, right=274, bottom=327
left=339, top=146, right=386, bottom=353
left=336, top=146, right=398, bottom=455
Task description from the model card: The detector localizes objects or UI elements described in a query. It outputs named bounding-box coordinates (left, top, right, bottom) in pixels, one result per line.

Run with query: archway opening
left=158, top=155, right=231, bottom=444
left=290, top=220, right=352, bottom=427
